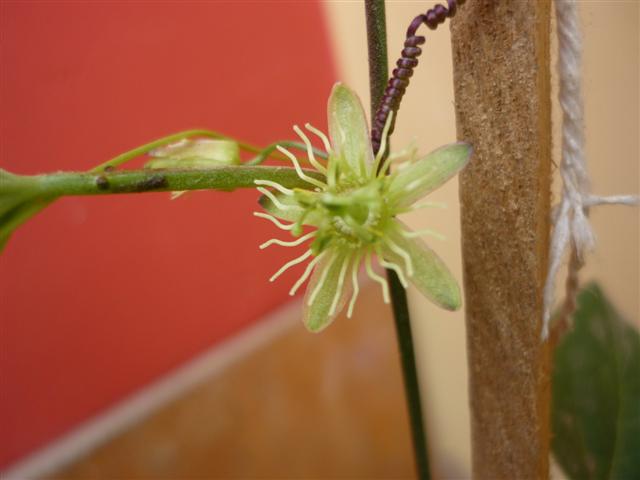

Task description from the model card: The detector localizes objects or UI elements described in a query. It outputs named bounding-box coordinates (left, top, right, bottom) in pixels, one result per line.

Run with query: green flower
left=255, top=83, right=471, bottom=332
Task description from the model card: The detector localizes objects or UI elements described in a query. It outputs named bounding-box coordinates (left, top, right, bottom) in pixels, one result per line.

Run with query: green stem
left=365, top=1, right=432, bottom=478
left=13, top=166, right=324, bottom=197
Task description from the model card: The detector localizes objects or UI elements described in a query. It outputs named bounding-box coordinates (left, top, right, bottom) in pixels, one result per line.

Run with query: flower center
left=309, top=180, right=391, bottom=254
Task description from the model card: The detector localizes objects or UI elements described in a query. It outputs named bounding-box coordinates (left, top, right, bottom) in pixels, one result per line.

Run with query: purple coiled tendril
left=371, top=0, right=465, bottom=155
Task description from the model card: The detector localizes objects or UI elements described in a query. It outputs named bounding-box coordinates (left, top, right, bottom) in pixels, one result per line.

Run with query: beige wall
left=325, top=1, right=638, bottom=477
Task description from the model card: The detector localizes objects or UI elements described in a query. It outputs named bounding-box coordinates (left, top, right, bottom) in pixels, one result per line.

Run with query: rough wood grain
left=450, top=1, right=552, bottom=478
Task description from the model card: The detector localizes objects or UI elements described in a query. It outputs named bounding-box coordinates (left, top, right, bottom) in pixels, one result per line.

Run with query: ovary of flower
left=254, top=82, right=472, bottom=332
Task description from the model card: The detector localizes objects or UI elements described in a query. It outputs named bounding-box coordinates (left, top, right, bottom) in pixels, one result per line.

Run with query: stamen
left=308, top=253, right=337, bottom=306
left=256, top=187, right=296, bottom=212
left=385, top=238, right=415, bottom=277
left=329, top=254, right=351, bottom=316
left=347, top=251, right=363, bottom=318
left=260, top=231, right=315, bottom=250
left=374, top=111, right=395, bottom=177
left=269, top=249, right=313, bottom=282
left=289, top=252, right=325, bottom=296
left=305, top=123, right=332, bottom=154
left=254, top=179, right=294, bottom=196
left=366, top=250, right=390, bottom=304
left=401, top=228, right=446, bottom=241
left=253, top=211, right=295, bottom=231
left=276, top=145, right=327, bottom=189
left=293, top=125, right=327, bottom=174
left=377, top=248, right=409, bottom=288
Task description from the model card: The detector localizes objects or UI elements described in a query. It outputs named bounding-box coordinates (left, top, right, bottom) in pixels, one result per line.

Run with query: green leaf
left=552, top=283, right=640, bottom=480
left=0, top=169, right=55, bottom=253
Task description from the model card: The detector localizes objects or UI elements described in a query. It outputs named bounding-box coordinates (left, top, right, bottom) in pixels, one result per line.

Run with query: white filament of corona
left=289, top=251, right=325, bottom=296
left=406, top=179, right=423, bottom=192
left=375, top=112, right=396, bottom=177
left=347, top=251, right=363, bottom=318
left=385, top=238, right=415, bottom=277
left=256, top=187, right=296, bottom=212
left=269, top=249, right=313, bottom=282
left=305, top=123, right=332, bottom=154
left=293, top=125, right=327, bottom=174
left=260, top=231, right=315, bottom=250
left=308, top=253, right=337, bottom=306
left=377, top=249, right=409, bottom=288
left=409, top=201, right=447, bottom=211
left=329, top=254, right=351, bottom=316
left=253, top=211, right=296, bottom=231
left=366, top=250, right=390, bottom=304
left=254, top=179, right=294, bottom=196
left=401, top=228, right=446, bottom=241
left=276, top=145, right=326, bottom=189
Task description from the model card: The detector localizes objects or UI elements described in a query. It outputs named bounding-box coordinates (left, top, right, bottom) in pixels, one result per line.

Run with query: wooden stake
left=450, top=1, right=552, bottom=478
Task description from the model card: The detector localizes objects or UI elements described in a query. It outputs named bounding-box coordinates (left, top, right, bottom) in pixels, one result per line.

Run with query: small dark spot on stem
left=135, top=174, right=168, bottom=191
left=96, top=175, right=110, bottom=190
left=104, top=165, right=115, bottom=172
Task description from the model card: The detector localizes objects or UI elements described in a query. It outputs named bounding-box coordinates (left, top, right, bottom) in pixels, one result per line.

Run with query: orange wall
left=0, top=2, right=336, bottom=468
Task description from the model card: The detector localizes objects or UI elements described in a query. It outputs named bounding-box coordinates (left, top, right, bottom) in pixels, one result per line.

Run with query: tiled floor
left=51, top=283, right=415, bottom=479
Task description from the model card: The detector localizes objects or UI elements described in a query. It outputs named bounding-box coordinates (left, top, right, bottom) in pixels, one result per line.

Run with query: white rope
left=542, top=0, right=639, bottom=339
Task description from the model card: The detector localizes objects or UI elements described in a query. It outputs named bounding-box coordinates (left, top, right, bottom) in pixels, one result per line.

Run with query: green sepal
left=384, top=221, right=461, bottom=311
left=258, top=190, right=323, bottom=228
left=388, top=142, right=472, bottom=209
left=303, top=249, right=353, bottom=332
left=327, top=83, right=375, bottom=182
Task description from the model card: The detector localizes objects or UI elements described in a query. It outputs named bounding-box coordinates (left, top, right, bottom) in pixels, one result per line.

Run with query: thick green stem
left=0, top=165, right=323, bottom=251
left=10, top=166, right=324, bottom=197
left=365, top=1, right=431, bottom=478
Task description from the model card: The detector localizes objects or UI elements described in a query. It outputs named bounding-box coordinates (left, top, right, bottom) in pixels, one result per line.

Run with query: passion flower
left=255, top=83, right=471, bottom=332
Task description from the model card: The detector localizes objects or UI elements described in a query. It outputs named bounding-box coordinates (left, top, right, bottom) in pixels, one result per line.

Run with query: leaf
left=0, top=168, right=55, bottom=253
left=552, top=283, right=640, bottom=480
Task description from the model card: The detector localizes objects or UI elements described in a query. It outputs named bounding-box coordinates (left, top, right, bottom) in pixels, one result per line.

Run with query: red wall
left=0, top=2, right=336, bottom=468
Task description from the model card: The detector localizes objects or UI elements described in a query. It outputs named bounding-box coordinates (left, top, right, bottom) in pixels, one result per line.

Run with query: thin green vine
left=365, top=1, right=432, bottom=478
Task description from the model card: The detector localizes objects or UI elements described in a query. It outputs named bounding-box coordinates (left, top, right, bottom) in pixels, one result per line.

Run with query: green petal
left=384, top=222, right=461, bottom=310
left=303, top=249, right=353, bottom=332
left=328, top=83, right=374, bottom=180
left=388, top=142, right=472, bottom=208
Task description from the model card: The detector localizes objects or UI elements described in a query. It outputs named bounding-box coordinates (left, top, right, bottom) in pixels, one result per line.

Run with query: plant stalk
left=8, top=166, right=324, bottom=197
left=365, top=1, right=431, bottom=478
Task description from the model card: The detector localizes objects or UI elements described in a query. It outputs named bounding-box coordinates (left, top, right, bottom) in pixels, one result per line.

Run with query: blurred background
left=1, top=2, right=637, bottom=478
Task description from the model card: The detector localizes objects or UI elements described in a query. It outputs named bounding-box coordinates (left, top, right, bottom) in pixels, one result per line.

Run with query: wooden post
left=450, top=1, right=552, bottom=478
